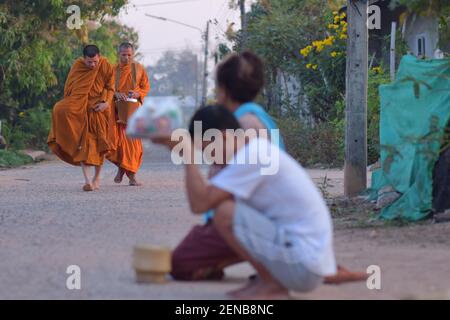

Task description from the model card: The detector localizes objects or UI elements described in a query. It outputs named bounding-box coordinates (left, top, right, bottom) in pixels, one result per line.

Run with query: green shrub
left=17, top=107, right=51, bottom=150
left=1, top=121, right=32, bottom=151
left=277, top=117, right=344, bottom=168
left=277, top=69, right=389, bottom=168
left=1, top=107, right=51, bottom=151
left=0, top=150, right=33, bottom=168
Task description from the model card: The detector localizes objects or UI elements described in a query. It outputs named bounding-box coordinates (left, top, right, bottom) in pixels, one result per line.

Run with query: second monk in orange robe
left=107, top=42, right=150, bottom=186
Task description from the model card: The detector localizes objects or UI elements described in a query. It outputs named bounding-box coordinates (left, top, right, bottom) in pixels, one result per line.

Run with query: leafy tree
left=0, top=0, right=135, bottom=150
left=226, top=0, right=341, bottom=121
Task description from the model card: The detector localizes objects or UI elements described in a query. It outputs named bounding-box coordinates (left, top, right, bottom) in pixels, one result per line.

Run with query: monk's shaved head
left=83, top=45, right=100, bottom=58
left=118, top=42, right=134, bottom=65
left=119, top=42, right=134, bottom=51
left=83, top=45, right=100, bottom=69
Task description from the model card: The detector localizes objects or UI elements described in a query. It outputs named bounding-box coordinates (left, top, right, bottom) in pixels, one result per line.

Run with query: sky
left=118, top=0, right=252, bottom=67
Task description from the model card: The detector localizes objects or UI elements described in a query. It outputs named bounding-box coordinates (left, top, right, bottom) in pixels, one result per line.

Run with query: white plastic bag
left=126, top=97, right=183, bottom=139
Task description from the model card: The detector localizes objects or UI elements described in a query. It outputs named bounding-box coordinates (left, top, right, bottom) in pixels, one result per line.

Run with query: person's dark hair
left=119, top=42, right=134, bottom=51
left=189, top=105, right=241, bottom=139
left=83, top=44, right=100, bottom=58
left=216, top=50, right=264, bottom=103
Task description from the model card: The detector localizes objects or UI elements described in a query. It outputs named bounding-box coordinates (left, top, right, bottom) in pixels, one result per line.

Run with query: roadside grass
left=329, top=196, right=432, bottom=230
left=0, top=150, right=34, bottom=168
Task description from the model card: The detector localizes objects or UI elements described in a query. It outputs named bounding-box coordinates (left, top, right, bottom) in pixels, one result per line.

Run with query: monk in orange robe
left=107, top=42, right=150, bottom=186
left=48, top=45, right=114, bottom=192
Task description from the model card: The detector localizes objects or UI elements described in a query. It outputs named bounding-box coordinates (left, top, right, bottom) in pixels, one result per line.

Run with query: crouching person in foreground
left=151, top=105, right=337, bottom=299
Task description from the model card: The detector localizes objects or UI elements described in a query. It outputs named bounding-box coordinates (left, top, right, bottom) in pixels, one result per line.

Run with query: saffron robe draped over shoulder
left=107, top=62, right=150, bottom=173
left=48, top=57, right=115, bottom=166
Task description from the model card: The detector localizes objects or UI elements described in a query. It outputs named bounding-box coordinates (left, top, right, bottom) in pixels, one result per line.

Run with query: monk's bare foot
left=92, top=180, right=100, bottom=190
left=114, top=168, right=125, bottom=184
left=127, top=173, right=142, bottom=186
left=129, top=179, right=142, bottom=186
left=228, top=280, right=289, bottom=300
left=83, top=184, right=94, bottom=192
left=324, top=265, right=369, bottom=285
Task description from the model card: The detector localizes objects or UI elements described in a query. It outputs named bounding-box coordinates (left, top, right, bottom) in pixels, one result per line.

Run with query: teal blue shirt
left=203, top=102, right=285, bottom=222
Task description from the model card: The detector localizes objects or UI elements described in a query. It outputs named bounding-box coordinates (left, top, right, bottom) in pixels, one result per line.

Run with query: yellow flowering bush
left=299, top=11, right=347, bottom=72
left=299, top=10, right=347, bottom=126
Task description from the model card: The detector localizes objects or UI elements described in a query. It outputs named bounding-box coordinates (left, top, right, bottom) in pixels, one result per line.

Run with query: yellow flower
left=328, top=24, right=335, bottom=29
left=300, top=48, right=308, bottom=57
left=372, top=66, right=384, bottom=74
left=18, top=112, right=25, bottom=118
left=331, top=51, right=338, bottom=58
left=312, top=64, right=318, bottom=70
left=300, top=46, right=313, bottom=58
left=334, top=16, right=340, bottom=24
left=300, top=45, right=313, bottom=57
left=340, top=12, right=346, bottom=19
left=306, top=63, right=313, bottom=69
left=323, top=36, right=335, bottom=46
left=333, top=11, right=338, bottom=16
left=340, top=20, right=347, bottom=26
left=312, top=40, right=325, bottom=52
left=340, top=34, right=347, bottom=40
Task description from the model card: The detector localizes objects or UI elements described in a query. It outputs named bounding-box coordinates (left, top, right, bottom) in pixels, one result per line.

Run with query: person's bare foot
left=324, top=265, right=369, bottom=285
left=228, top=279, right=289, bottom=300
left=114, top=168, right=125, bottom=184
left=127, top=172, right=142, bottom=186
left=92, top=179, right=100, bottom=190
left=82, top=184, right=94, bottom=192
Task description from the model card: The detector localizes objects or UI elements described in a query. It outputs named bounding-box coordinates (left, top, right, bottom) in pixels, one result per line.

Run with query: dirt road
left=1, top=145, right=449, bottom=299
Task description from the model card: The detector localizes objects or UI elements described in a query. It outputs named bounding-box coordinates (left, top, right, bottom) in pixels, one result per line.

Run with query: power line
left=132, top=0, right=200, bottom=7
left=144, top=13, right=203, bottom=33
left=141, top=46, right=202, bottom=53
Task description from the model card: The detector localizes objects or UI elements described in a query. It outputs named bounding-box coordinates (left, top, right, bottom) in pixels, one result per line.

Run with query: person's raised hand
left=149, top=134, right=176, bottom=149
left=150, top=132, right=191, bottom=150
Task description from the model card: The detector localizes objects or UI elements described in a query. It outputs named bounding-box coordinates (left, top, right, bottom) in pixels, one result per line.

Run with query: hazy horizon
left=118, top=0, right=252, bottom=67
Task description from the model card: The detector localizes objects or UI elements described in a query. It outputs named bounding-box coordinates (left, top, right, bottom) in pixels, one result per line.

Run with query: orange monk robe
left=107, top=62, right=150, bottom=173
left=48, top=57, right=115, bottom=166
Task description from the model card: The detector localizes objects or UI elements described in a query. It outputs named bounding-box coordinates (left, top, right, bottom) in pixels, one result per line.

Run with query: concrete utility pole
left=344, top=0, right=369, bottom=197
left=390, top=21, right=397, bottom=81
left=201, top=20, right=210, bottom=107
left=194, top=54, right=199, bottom=108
